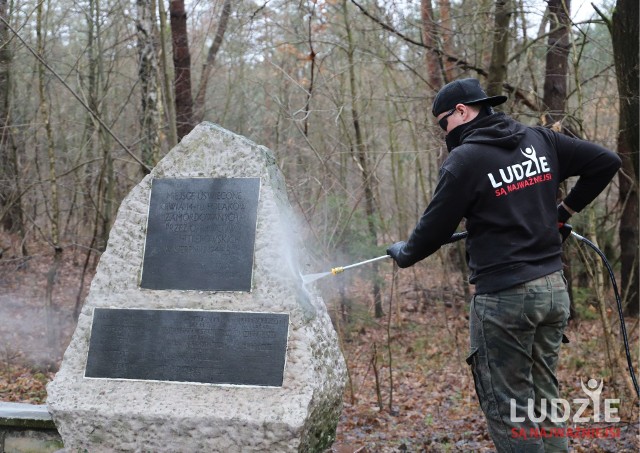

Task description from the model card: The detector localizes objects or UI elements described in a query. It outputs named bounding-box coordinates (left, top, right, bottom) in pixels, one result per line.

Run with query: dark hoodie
left=393, top=113, right=621, bottom=294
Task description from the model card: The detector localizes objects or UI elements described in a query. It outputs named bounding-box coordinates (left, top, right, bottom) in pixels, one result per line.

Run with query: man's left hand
left=386, top=241, right=407, bottom=265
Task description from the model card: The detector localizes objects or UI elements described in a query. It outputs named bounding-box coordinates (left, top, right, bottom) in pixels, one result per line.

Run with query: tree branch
left=0, top=15, right=150, bottom=171
left=349, top=0, right=488, bottom=77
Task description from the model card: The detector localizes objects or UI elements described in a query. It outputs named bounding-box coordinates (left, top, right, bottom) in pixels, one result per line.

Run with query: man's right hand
left=558, top=223, right=572, bottom=243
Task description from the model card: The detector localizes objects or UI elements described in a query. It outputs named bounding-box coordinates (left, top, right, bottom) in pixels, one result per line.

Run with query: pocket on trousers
left=466, top=347, right=478, bottom=366
left=466, top=347, right=484, bottom=403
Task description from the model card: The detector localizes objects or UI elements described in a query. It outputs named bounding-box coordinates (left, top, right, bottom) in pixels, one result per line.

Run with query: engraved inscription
left=160, top=189, right=245, bottom=255
left=85, top=309, right=289, bottom=386
left=140, top=178, right=260, bottom=291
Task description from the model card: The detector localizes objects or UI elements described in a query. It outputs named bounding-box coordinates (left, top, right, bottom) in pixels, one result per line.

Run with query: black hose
left=446, top=229, right=640, bottom=399
left=445, top=231, right=469, bottom=244
left=570, top=231, right=640, bottom=400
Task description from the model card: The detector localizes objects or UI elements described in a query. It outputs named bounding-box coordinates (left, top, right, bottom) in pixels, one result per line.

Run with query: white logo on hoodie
left=487, top=145, right=550, bottom=188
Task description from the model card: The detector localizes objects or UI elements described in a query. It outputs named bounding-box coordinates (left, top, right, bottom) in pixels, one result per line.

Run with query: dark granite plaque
left=85, top=308, right=289, bottom=386
left=140, top=178, right=260, bottom=291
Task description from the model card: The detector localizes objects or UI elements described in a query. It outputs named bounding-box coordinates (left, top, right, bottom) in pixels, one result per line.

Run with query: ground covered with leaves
left=328, top=271, right=639, bottom=452
left=0, top=233, right=638, bottom=452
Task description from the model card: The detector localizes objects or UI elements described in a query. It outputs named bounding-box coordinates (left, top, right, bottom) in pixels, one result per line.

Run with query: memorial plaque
left=140, top=178, right=260, bottom=291
left=85, top=308, right=289, bottom=387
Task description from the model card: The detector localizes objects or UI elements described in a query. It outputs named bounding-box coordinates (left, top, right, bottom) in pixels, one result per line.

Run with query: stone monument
left=46, top=123, right=347, bottom=452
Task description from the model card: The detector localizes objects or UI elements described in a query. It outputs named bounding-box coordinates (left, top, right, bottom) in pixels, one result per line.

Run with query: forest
left=0, top=0, right=638, bottom=451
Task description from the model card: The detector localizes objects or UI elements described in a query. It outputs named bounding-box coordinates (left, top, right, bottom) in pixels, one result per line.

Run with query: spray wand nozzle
left=302, top=255, right=391, bottom=285
left=331, top=255, right=390, bottom=275
left=304, top=232, right=467, bottom=284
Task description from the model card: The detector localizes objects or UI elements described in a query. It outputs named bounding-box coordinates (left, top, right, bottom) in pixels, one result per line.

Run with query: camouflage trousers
left=467, top=271, right=570, bottom=453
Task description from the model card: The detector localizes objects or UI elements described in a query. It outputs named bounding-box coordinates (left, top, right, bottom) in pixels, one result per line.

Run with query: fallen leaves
left=331, top=270, right=639, bottom=452
left=0, top=364, right=53, bottom=404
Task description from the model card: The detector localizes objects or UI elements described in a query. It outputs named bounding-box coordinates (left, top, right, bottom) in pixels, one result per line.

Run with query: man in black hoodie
left=387, top=78, right=621, bottom=452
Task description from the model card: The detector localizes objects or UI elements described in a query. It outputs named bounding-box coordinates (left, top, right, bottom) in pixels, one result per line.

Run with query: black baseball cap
left=432, top=78, right=507, bottom=117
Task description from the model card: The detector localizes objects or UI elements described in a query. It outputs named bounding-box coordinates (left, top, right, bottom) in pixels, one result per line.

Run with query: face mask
left=445, top=125, right=465, bottom=152
left=444, top=106, right=492, bottom=152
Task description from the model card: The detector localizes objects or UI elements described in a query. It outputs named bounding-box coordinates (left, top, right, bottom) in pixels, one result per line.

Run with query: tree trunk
left=542, top=0, right=571, bottom=125
left=158, top=0, right=178, bottom=147
left=37, top=0, right=62, bottom=365
left=420, top=0, right=443, bottom=89
left=486, top=0, right=511, bottom=97
left=437, top=0, right=456, bottom=81
left=384, top=73, right=407, bottom=241
left=343, top=0, right=383, bottom=318
left=617, top=155, right=639, bottom=314
left=0, top=0, right=22, bottom=236
left=0, top=0, right=11, bottom=229
left=170, top=0, right=194, bottom=139
left=86, top=0, right=114, bottom=252
left=421, top=0, right=446, bottom=168
left=193, top=0, right=231, bottom=123
left=541, top=0, right=576, bottom=316
left=611, top=0, right=639, bottom=315
left=137, top=0, right=161, bottom=173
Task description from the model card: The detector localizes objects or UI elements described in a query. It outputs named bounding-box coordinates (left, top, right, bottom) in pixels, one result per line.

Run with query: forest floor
left=0, top=231, right=638, bottom=452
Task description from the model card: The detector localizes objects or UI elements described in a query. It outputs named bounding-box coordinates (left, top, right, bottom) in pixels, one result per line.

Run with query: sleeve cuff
left=557, top=204, right=572, bottom=223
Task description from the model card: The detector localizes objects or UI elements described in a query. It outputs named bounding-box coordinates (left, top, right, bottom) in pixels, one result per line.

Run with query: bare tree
left=607, top=0, right=639, bottom=314
left=420, top=0, right=443, bottom=89
left=194, top=0, right=232, bottom=123
left=343, top=0, right=383, bottom=318
left=158, top=0, right=178, bottom=146
left=542, top=0, right=571, bottom=125
left=486, top=0, right=511, bottom=96
left=137, top=0, right=162, bottom=173
left=437, top=0, right=456, bottom=81
left=540, top=0, right=577, bottom=316
left=36, top=0, right=62, bottom=364
left=0, top=0, right=23, bottom=241
left=169, top=0, right=194, bottom=139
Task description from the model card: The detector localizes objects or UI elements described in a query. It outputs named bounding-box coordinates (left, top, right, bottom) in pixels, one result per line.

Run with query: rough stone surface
left=46, top=123, right=347, bottom=452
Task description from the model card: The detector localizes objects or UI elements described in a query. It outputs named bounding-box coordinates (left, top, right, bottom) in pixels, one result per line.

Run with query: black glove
left=386, top=241, right=406, bottom=266
left=558, top=222, right=572, bottom=243
left=557, top=203, right=573, bottom=243
left=557, top=203, right=572, bottom=223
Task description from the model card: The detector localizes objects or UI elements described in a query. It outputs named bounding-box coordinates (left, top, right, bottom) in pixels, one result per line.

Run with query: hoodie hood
left=460, top=112, right=527, bottom=150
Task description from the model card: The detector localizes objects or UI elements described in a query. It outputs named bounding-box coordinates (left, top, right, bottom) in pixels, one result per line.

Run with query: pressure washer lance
left=330, top=254, right=391, bottom=275
left=302, top=232, right=470, bottom=280
left=326, top=232, right=470, bottom=275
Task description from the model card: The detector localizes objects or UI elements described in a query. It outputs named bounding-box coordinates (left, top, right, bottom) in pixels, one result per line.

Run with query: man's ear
left=459, top=104, right=471, bottom=119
